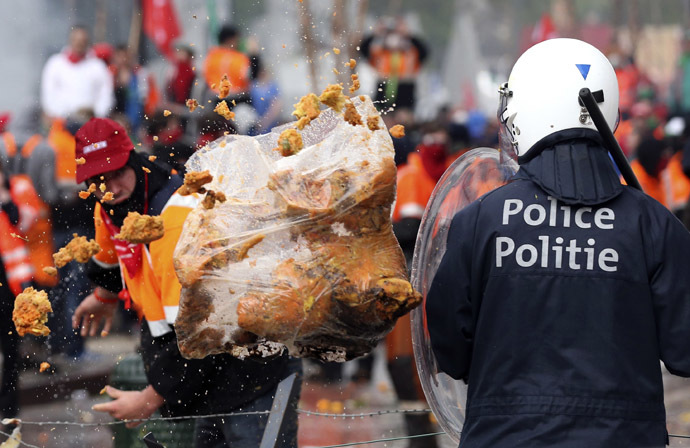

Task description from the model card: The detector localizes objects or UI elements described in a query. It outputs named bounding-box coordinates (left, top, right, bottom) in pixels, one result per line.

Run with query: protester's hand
left=72, top=290, right=118, bottom=337
left=92, top=385, right=164, bottom=428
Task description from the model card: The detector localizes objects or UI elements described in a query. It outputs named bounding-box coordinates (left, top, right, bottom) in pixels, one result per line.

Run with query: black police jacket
left=427, top=135, right=690, bottom=447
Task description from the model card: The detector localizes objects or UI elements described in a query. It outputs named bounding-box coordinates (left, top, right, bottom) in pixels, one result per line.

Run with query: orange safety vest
left=93, top=192, right=198, bottom=337
left=392, top=152, right=438, bottom=223
left=369, top=45, right=422, bottom=80
left=2, top=133, right=42, bottom=174
left=2, top=133, right=57, bottom=287
left=630, top=159, right=667, bottom=207
left=9, top=177, right=57, bottom=287
left=145, top=74, right=160, bottom=117
left=46, top=120, right=77, bottom=187
left=662, top=152, right=690, bottom=213
left=203, top=47, right=251, bottom=95
left=0, top=212, right=33, bottom=296
left=387, top=152, right=440, bottom=374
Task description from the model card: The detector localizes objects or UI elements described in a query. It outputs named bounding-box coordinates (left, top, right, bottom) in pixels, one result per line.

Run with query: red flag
left=531, top=13, right=558, bottom=45
left=142, top=0, right=181, bottom=60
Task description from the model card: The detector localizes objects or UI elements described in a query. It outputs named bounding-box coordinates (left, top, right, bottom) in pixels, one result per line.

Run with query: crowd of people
left=1, top=12, right=690, bottom=447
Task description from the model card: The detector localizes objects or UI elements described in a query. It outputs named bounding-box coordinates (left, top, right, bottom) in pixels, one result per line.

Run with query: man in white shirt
left=40, top=26, right=114, bottom=119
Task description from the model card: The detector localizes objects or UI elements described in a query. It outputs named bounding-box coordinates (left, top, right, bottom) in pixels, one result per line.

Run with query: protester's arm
left=86, top=259, right=122, bottom=293
left=425, top=202, right=479, bottom=382
left=138, top=325, right=208, bottom=417
left=647, top=200, right=690, bottom=377
left=74, top=205, right=122, bottom=336
left=92, top=385, right=164, bottom=428
left=86, top=203, right=123, bottom=292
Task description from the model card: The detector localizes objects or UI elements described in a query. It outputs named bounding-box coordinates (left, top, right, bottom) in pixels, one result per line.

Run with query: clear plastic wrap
left=173, top=96, right=421, bottom=361
left=410, top=147, right=518, bottom=442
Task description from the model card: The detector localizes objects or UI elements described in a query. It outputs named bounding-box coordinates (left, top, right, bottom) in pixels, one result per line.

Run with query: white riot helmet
left=498, top=38, right=619, bottom=159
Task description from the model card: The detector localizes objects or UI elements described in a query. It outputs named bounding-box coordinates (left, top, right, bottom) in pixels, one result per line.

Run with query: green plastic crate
left=109, top=354, right=195, bottom=448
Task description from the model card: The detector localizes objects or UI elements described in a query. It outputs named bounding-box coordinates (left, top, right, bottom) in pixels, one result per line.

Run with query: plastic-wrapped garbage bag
left=173, top=96, right=421, bottom=361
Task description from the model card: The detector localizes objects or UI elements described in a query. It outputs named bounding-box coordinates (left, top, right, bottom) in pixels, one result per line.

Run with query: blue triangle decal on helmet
left=576, top=64, right=591, bottom=80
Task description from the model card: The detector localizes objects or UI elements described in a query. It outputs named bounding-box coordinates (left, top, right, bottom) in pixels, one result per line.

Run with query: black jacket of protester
left=87, top=152, right=292, bottom=416
left=427, top=130, right=690, bottom=448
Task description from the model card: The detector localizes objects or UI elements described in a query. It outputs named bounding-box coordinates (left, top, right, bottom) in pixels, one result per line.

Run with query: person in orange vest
left=663, top=149, right=690, bottom=218
left=629, top=136, right=671, bottom=207
left=388, top=128, right=451, bottom=448
left=659, top=117, right=690, bottom=219
left=360, top=17, right=428, bottom=111
left=71, top=118, right=300, bottom=446
left=203, top=25, right=253, bottom=106
left=0, top=131, right=57, bottom=290
left=0, top=161, right=34, bottom=419
left=393, top=129, right=450, bottom=263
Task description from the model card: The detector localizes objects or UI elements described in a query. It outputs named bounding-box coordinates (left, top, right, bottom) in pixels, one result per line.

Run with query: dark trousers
left=193, top=365, right=301, bottom=448
left=48, top=229, right=91, bottom=357
left=0, top=279, right=18, bottom=417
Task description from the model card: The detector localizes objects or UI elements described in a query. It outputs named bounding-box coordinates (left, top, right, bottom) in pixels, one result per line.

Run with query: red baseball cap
left=75, top=118, right=133, bottom=183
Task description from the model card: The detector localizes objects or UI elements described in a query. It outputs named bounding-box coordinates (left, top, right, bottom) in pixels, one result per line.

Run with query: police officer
left=426, top=38, right=690, bottom=447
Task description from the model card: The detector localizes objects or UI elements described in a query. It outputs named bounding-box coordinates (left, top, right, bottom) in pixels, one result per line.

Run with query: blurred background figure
left=40, top=26, right=113, bottom=121
left=0, top=160, right=33, bottom=419
left=360, top=17, right=428, bottom=112
left=166, top=45, right=196, bottom=106
left=248, top=58, right=282, bottom=135
left=111, top=44, right=160, bottom=137
left=203, top=25, right=252, bottom=106
left=46, top=109, right=97, bottom=362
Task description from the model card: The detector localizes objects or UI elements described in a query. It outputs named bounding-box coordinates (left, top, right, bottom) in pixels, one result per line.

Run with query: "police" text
left=496, top=197, right=619, bottom=272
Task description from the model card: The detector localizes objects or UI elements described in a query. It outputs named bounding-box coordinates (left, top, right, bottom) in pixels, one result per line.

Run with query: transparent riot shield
left=410, top=147, right=518, bottom=442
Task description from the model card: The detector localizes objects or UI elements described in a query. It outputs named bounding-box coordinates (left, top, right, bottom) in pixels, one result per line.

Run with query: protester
left=0, top=162, right=33, bottom=419
left=203, top=25, right=252, bottom=105
left=71, top=118, right=300, bottom=447
left=359, top=17, right=428, bottom=111
left=44, top=109, right=96, bottom=360
left=426, top=38, right=690, bottom=447
left=40, top=26, right=114, bottom=120
left=112, top=44, right=160, bottom=134
left=166, top=45, right=196, bottom=107
left=630, top=136, right=670, bottom=206
left=0, top=111, right=58, bottom=291
left=248, top=58, right=282, bottom=135
left=392, top=126, right=451, bottom=264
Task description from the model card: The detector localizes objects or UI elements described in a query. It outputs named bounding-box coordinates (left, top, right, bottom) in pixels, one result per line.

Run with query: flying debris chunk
left=389, top=124, right=405, bottom=138
left=115, top=212, right=165, bottom=244
left=179, top=170, right=213, bottom=196
left=53, top=234, right=101, bottom=267
left=214, top=101, right=235, bottom=120
left=319, top=84, right=347, bottom=113
left=218, top=73, right=231, bottom=98
left=274, top=129, right=303, bottom=157
left=186, top=99, right=199, bottom=112
left=13, top=287, right=52, bottom=337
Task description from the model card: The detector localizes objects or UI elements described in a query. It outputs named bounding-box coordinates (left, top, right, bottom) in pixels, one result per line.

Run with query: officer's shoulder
left=620, top=185, right=681, bottom=226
